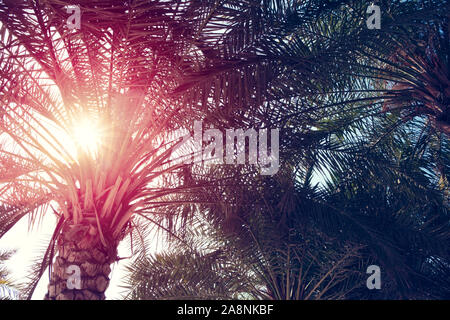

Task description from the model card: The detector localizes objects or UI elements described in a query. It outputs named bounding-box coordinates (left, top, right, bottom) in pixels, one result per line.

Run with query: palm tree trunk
left=44, top=223, right=117, bottom=300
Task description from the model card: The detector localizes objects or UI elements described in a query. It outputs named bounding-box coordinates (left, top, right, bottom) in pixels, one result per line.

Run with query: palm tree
left=172, top=0, right=449, bottom=136
left=124, top=210, right=365, bottom=300
left=0, top=0, right=448, bottom=300
left=125, top=112, right=450, bottom=299
left=0, top=0, right=214, bottom=299
left=123, top=0, right=450, bottom=299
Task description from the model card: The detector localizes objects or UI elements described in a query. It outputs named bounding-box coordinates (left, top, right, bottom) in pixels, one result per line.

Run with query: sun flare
left=71, top=118, right=103, bottom=157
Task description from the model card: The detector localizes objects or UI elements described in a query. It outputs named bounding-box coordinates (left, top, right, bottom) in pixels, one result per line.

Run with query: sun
left=71, top=118, right=103, bottom=157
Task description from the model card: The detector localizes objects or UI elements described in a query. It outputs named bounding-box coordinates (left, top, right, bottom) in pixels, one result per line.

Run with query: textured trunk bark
left=44, top=222, right=117, bottom=300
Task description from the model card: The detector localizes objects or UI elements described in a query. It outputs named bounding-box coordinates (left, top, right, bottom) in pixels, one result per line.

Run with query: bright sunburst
left=71, top=118, right=103, bottom=158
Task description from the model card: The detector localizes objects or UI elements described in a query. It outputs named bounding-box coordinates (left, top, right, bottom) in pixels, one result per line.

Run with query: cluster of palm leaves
left=0, top=248, right=21, bottom=300
left=123, top=0, right=450, bottom=300
left=125, top=122, right=450, bottom=299
left=0, top=0, right=448, bottom=299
